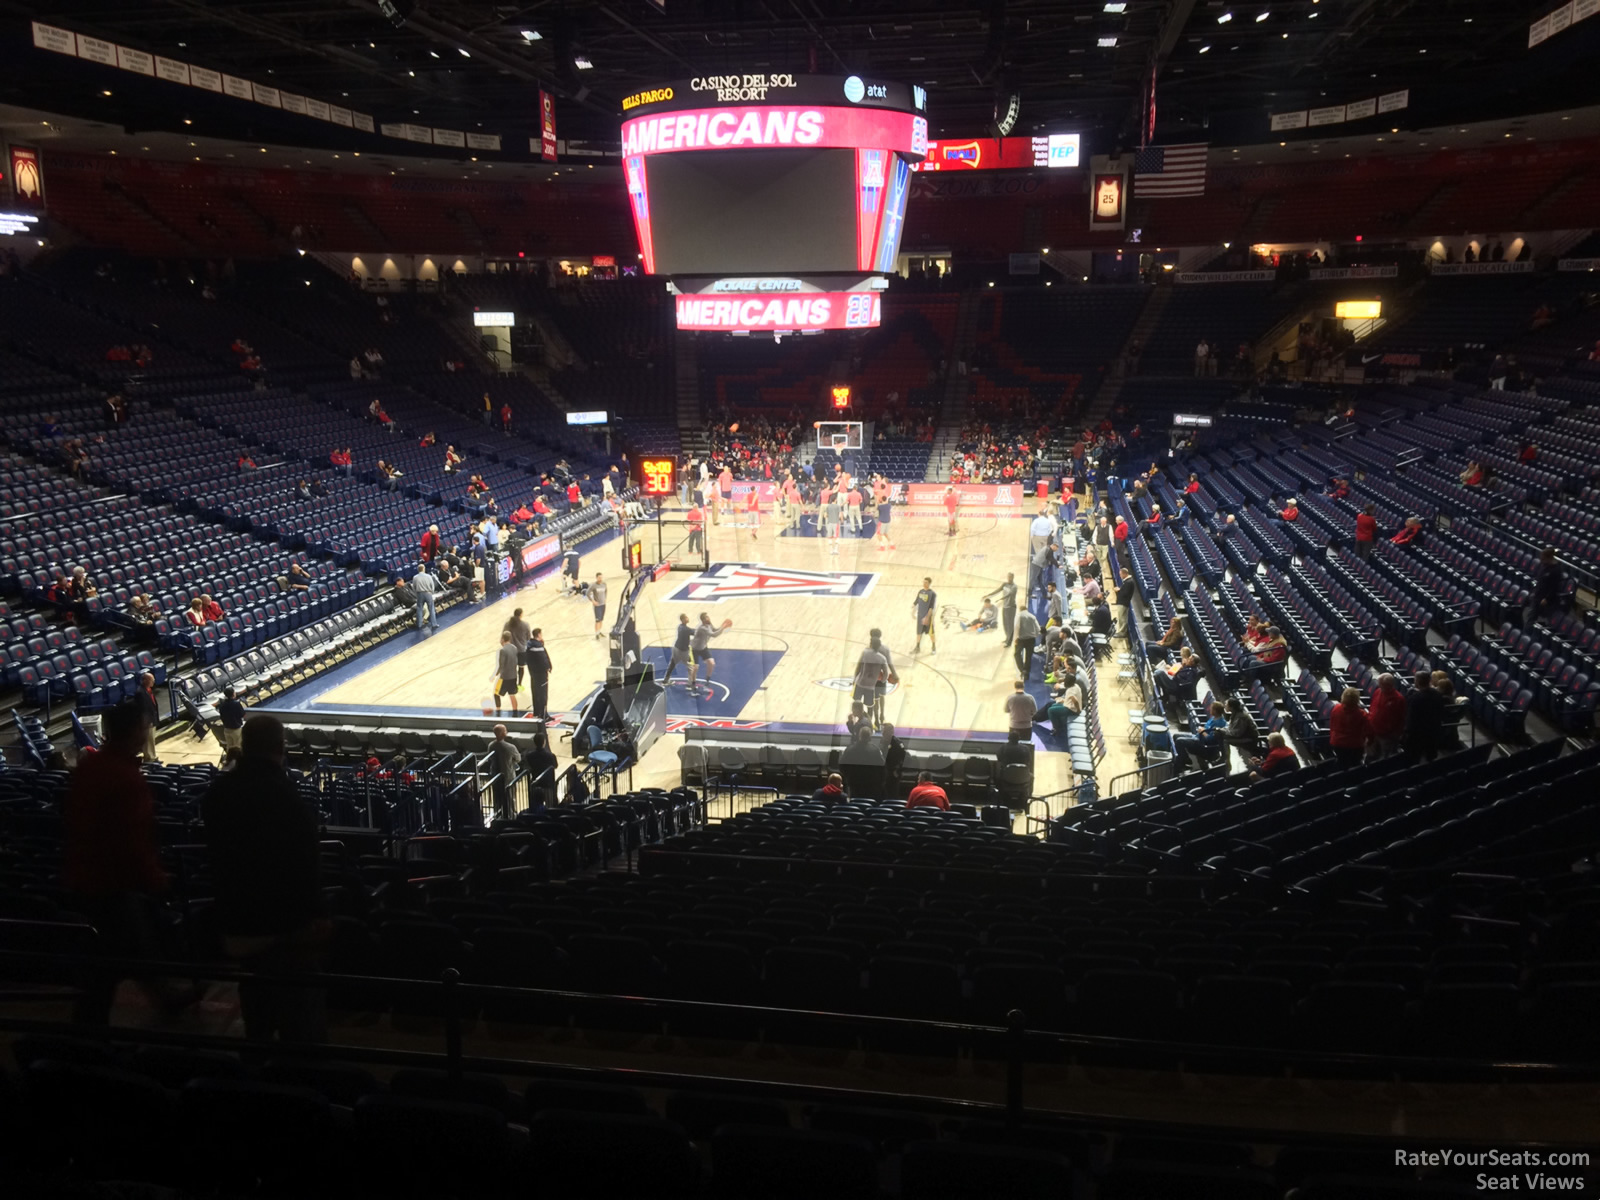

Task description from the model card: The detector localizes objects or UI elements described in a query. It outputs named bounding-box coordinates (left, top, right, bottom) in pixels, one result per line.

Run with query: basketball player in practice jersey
left=822, top=494, right=843, bottom=555
left=912, top=577, right=938, bottom=654
left=873, top=475, right=895, bottom=551
left=687, top=612, right=729, bottom=698
left=666, top=613, right=694, bottom=686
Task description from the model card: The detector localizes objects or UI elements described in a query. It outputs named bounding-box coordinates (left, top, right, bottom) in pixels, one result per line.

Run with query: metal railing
left=2, top=943, right=1596, bottom=1090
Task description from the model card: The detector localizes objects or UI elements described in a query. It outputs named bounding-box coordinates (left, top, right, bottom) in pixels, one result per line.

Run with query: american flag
left=1132, top=143, right=1209, bottom=197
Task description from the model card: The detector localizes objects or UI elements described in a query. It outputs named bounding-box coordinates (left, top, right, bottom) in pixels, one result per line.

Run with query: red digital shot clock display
left=640, top=458, right=677, bottom=496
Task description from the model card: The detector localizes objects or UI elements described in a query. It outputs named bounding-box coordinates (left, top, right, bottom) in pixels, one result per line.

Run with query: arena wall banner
left=1307, top=265, right=1398, bottom=280
left=904, top=483, right=1026, bottom=507
left=1174, top=270, right=1275, bottom=284
left=1558, top=258, right=1600, bottom=272
left=1429, top=261, right=1534, bottom=276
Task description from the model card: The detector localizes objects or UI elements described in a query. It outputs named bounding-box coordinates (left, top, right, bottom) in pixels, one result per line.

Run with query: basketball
left=721, top=618, right=734, bottom=631
left=729, top=422, right=739, bottom=433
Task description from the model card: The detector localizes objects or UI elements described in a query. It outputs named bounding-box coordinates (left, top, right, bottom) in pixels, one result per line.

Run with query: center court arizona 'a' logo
left=667, top=562, right=879, bottom=603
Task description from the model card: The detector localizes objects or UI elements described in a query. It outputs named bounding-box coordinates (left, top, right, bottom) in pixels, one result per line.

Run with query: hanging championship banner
left=8, top=145, right=44, bottom=209
left=539, top=90, right=559, bottom=162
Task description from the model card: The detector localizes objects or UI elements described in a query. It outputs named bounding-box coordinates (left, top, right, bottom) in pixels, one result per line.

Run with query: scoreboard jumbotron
left=620, top=74, right=928, bottom=333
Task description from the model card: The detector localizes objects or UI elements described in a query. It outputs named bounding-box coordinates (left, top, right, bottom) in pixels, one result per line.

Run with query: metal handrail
left=2, top=944, right=1596, bottom=1084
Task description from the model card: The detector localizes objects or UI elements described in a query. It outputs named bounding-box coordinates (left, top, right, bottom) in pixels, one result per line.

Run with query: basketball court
left=188, top=479, right=1124, bottom=800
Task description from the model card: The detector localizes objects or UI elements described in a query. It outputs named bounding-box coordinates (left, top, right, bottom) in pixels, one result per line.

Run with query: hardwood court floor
left=183, top=506, right=1144, bottom=804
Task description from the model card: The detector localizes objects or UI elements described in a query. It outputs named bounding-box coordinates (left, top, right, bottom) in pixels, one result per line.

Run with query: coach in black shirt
left=526, top=627, right=553, bottom=722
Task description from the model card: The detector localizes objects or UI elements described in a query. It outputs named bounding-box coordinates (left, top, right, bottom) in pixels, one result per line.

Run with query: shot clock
left=639, top=457, right=677, bottom=497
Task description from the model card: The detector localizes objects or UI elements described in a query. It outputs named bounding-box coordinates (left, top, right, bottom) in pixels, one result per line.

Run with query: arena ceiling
left=2, top=1, right=1598, bottom=155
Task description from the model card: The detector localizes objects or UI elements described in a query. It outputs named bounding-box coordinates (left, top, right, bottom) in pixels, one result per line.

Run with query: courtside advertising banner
left=904, top=483, right=1026, bottom=506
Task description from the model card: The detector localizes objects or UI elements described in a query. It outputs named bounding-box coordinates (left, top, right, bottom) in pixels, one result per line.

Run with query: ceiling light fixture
left=1217, top=11, right=1233, bottom=22
left=574, top=54, right=594, bottom=69
left=521, top=29, right=542, bottom=40
left=1199, top=44, right=1211, bottom=52
left=1098, top=35, right=1118, bottom=46
left=430, top=50, right=439, bottom=57
left=1103, top=2, right=1126, bottom=10
left=458, top=47, right=470, bottom=57
left=1256, top=10, right=1270, bottom=20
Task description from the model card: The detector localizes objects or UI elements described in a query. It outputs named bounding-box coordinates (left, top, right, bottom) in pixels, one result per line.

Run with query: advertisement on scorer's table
left=904, top=483, right=1025, bottom=507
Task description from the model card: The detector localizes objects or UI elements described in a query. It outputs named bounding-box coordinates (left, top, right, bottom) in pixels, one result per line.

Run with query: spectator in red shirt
left=1252, top=625, right=1289, bottom=667
left=419, top=525, right=441, bottom=563
left=201, top=594, right=224, bottom=622
left=1328, top=477, right=1351, bottom=500
left=1366, top=672, right=1407, bottom=759
left=1248, top=732, right=1299, bottom=782
left=1278, top=497, right=1300, bottom=522
left=63, top=700, right=171, bottom=1024
left=905, top=771, right=950, bottom=810
left=238, top=453, right=257, bottom=471
left=1184, top=474, right=1201, bottom=495
left=1458, top=460, right=1485, bottom=487
left=500, top=403, right=513, bottom=433
left=566, top=480, right=581, bottom=507
left=1519, top=441, right=1538, bottom=463
left=1390, top=516, right=1424, bottom=546
left=1354, top=504, right=1378, bottom=559
left=1328, top=686, right=1371, bottom=768
left=1114, top=516, right=1129, bottom=547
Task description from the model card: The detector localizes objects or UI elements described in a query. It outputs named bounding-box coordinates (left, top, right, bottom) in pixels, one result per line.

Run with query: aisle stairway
left=923, top=291, right=985, bottom=480
left=1085, top=285, right=1169, bottom=426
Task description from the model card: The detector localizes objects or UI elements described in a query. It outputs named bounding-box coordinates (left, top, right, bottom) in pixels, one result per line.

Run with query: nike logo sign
left=1361, top=353, right=1382, bottom=364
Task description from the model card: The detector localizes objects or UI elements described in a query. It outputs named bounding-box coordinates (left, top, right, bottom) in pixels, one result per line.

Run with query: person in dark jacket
left=1220, top=697, right=1259, bottom=767
left=202, top=715, right=328, bottom=1042
left=812, top=773, right=848, bottom=806
left=879, top=723, right=908, bottom=792
left=1524, top=547, right=1566, bottom=628
left=525, top=628, right=554, bottom=722
left=1401, top=670, right=1444, bottom=763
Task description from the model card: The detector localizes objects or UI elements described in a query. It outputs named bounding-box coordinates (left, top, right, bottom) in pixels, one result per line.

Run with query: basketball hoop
left=830, top=433, right=850, bottom=452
